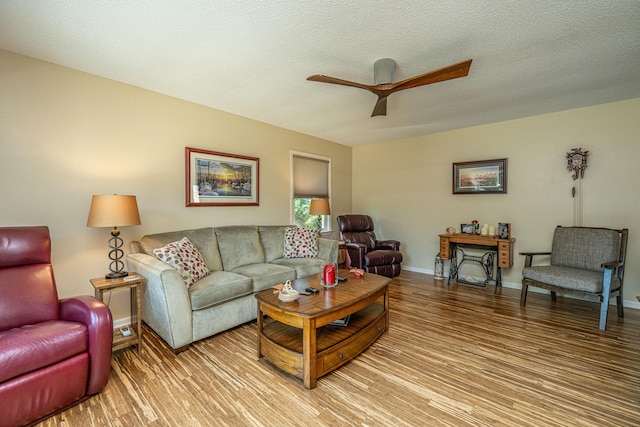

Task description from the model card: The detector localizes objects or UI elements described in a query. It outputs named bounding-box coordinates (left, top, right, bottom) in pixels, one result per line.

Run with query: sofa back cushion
left=258, top=226, right=289, bottom=262
left=215, top=226, right=265, bottom=270
left=140, top=227, right=223, bottom=271
left=551, top=227, right=621, bottom=272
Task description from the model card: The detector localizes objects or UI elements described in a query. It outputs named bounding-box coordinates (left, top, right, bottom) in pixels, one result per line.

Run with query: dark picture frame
left=185, top=147, right=259, bottom=207
left=461, top=224, right=476, bottom=234
left=498, top=223, right=511, bottom=239
left=453, top=158, right=507, bottom=194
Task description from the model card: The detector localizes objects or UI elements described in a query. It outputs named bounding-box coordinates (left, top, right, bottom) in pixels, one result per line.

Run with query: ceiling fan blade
left=307, top=74, right=372, bottom=91
left=387, top=59, right=472, bottom=93
left=371, top=96, right=388, bottom=117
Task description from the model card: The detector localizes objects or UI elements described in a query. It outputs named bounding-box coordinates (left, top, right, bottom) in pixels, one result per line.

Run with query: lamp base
left=106, top=271, right=128, bottom=279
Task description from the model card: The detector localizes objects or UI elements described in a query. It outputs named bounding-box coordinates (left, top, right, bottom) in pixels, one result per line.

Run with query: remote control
left=337, top=276, right=347, bottom=282
left=305, top=287, right=319, bottom=294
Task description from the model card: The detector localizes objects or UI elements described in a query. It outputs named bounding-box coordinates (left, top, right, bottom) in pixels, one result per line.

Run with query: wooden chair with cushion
left=520, top=226, right=628, bottom=330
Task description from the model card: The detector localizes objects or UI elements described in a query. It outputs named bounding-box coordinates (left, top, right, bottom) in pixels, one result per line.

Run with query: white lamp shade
left=86, top=195, right=141, bottom=228
left=309, top=198, right=331, bottom=216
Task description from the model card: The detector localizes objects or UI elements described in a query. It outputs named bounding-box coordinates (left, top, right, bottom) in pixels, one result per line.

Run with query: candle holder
left=320, top=279, right=338, bottom=288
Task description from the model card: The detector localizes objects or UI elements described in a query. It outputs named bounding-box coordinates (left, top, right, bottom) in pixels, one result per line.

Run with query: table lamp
left=87, top=194, right=141, bottom=279
left=309, top=198, right=330, bottom=230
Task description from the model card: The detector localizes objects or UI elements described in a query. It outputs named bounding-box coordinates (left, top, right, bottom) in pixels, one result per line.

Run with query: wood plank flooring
left=41, top=271, right=640, bottom=426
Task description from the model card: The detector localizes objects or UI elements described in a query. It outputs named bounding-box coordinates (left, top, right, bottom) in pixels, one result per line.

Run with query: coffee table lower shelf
left=259, top=303, right=386, bottom=387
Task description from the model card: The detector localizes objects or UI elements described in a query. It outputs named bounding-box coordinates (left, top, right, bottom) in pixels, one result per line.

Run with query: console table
left=439, top=233, right=515, bottom=292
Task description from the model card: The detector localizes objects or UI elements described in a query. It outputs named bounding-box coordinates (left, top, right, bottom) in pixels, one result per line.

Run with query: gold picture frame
left=185, top=147, right=259, bottom=206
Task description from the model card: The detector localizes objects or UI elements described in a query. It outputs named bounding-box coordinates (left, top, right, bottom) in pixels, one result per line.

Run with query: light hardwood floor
left=42, top=271, right=640, bottom=426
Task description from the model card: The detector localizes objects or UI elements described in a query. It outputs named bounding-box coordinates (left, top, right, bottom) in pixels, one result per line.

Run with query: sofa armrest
left=59, top=295, right=112, bottom=395
left=376, top=239, right=400, bottom=251
left=126, top=253, right=193, bottom=350
left=318, top=238, right=339, bottom=264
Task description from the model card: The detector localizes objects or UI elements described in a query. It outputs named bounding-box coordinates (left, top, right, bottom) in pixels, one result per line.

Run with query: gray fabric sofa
left=126, top=225, right=338, bottom=353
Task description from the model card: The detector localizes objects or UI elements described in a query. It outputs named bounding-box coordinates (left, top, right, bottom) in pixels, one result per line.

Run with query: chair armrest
left=376, top=240, right=400, bottom=251
left=601, top=260, right=622, bottom=269
left=59, top=295, right=113, bottom=395
left=345, top=242, right=367, bottom=269
left=519, top=251, right=551, bottom=268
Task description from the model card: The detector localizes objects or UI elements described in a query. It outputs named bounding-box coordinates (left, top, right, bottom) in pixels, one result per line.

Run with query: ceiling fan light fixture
left=307, top=58, right=472, bottom=117
left=373, top=58, right=396, bottom=85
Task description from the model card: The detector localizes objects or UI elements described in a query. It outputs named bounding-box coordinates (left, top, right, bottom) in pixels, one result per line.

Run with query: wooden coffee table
left=255, top=270, right=391, bottom=389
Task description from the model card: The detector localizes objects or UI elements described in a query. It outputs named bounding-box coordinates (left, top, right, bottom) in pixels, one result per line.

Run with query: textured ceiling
left=1, top=1, right=639, bottom=147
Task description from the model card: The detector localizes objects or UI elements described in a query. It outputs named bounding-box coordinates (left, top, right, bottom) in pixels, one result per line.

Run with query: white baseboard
left=401, top=265, right=640, bottom=310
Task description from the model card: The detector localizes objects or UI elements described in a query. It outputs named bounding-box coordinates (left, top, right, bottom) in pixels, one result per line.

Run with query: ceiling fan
left=307, top=58, right=472, bottom=117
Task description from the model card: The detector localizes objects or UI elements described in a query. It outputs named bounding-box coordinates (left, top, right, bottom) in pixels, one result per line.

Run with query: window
left=291, top=152, right=331, bottom=232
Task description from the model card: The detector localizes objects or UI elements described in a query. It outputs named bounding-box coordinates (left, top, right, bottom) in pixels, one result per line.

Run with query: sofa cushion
left=283, top=227, right=319, bottom=259
left=215, top=226, right=265, bottom=270
left=522, top=265, right=621, bottom=293
left=140, top=227, right=223, bottom=271
left=230, top=263, right=296, bottom=293
left=0, top=320, right=88, bottom=383
left=188, top=270, right=253, bottom=311
left=153, top=237, right=210, bottom=287
left=258, top=225, right=289, bottom=262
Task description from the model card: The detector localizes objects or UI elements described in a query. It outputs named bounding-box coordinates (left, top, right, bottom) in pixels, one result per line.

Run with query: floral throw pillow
left=153, top=237, right=210, bottom=287
left=283, top=227, right=319, bottom=259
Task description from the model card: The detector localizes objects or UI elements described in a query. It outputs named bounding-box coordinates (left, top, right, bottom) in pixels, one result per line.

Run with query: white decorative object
left=278, top=280, right=300, bottom=302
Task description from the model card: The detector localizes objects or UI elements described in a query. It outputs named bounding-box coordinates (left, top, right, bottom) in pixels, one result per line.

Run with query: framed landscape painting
left=453, top=158, right=507, bottom=194
left=186, top=147, right=259, bottom=206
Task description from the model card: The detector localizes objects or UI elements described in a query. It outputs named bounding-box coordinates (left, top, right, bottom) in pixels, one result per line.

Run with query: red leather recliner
left=337, top=215, right=402, bottom=278
left=0, top=226, right=113, bottom=427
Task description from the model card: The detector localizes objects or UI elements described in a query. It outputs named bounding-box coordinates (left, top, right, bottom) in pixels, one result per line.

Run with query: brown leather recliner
left=0, top=226, right=113, bottom=427
left=337, top=214, right=402, bottom=278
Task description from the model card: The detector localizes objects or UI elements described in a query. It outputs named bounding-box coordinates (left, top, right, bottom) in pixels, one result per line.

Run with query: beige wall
left=353, top=98, right=640, bottom=307
left=3, top=47, right=638, bottom=322
left=0, top=50, right=352, bottom=321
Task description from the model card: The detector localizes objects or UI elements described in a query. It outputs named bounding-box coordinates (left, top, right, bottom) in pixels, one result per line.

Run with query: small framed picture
left=498, top=223, right=511, bottom=239
left=461, top=224, right=476, bottom=234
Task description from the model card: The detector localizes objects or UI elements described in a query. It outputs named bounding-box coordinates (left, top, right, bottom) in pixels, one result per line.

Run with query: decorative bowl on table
left=278, top=280, right=300, bottom=302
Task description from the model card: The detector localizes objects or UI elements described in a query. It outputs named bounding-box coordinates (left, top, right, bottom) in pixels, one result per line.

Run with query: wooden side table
left=90, top=272, right=143, bottom=353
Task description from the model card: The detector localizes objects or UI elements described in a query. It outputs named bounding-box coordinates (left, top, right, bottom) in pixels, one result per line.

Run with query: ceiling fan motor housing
left=374, top=58, right=396, bottom=85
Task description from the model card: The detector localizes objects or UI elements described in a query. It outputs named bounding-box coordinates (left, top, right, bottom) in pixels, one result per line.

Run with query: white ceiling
left=1, top=1, right=639, bottom=147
